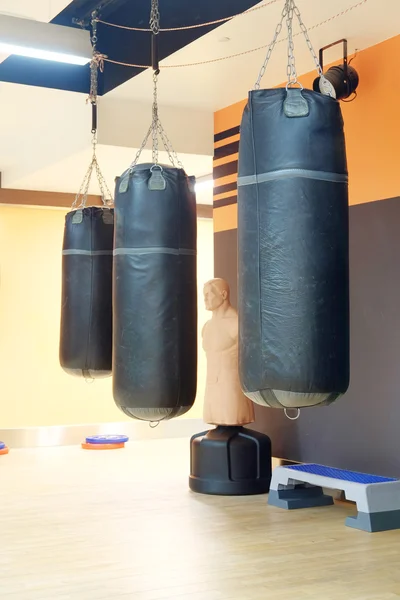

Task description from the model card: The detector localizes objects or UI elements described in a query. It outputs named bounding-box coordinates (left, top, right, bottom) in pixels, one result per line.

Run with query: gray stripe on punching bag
left=237, top=169, right=348, bottom=187
left=113, top=247, right=197, bottom=256
left=62, top=250, right=113, bottom=256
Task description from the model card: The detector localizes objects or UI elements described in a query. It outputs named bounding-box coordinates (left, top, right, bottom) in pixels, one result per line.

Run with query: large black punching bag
left=238, top=87, right=350, bottom=409
left=60, top=206, right=114, bottom=378
left=113, top=164, right=197, bottom=421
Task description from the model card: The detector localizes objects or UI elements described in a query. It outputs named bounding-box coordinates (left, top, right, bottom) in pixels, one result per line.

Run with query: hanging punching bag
left=238, top=86, right=350, bottom=409
left=113, top=163, right=197, bottom=421
left=60, top=206, right=114, bottom=378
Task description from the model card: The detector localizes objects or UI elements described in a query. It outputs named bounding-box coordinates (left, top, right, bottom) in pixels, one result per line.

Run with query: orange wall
left=214, top=34, right=400, bottom=232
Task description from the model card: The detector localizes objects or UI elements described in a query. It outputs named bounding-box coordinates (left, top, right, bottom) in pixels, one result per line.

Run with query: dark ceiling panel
left=0, top=0, right=260, bottom=95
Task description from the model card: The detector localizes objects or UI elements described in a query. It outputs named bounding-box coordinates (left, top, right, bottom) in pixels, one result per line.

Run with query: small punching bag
left=113, top=163, right=198, bottom=421
left=60, top=207, right=114, bottom=378
left=237, top=0, right=350, bottom=410
left=60, top=20, right=115, bottom=380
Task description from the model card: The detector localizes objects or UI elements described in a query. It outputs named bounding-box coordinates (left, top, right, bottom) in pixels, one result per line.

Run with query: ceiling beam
left=61, top=0, right=128, bottom=27
left=0, top=187, right=102, bottom=209
left=0, top=187, right=213, bottom=218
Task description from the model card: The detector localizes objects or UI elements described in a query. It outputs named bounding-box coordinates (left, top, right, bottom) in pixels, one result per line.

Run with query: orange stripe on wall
left=213, top=153, right=239, bottom=168
left=213, top=173, right=238, bottom=188
left=213, top=189, right=237, bottom=201
left=214, top=133, right=240, bottom=149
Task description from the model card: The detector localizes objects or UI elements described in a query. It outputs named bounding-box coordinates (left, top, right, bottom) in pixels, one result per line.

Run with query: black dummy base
left=189, top=426, right=272, bottom=495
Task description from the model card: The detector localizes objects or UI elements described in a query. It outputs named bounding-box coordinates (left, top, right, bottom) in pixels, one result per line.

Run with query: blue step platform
left=268, top=463, right=400, bottom=533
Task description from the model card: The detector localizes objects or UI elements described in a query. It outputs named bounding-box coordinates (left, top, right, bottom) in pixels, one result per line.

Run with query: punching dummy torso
left=202, top=279, right=254, bottom=426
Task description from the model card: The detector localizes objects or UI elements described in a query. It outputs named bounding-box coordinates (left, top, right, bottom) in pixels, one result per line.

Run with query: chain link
left=152, top=72, right=159, bottom=164
left=91, top=11, right=98, bottom=49
left=255, top=2, right=287, bottom=89
left=293, top=3, right=323, bottom=78
left=286, top=0, right=298, bottom=86
left=129, top=0, right=184, bottom=170
left=150, top=0, right=160, bottom=34
left=89, top=12, right=99, bottom=102
left=72, top=12, right=113, bottom=209
left=157, top=121, right=183, bottom=169
left=72, top=133, right=113, bottom=209
left=255, top=0, right=324, bottom=89
left=89, top=57, right=98, bottom=105
left=130, top=124, right=152, bottom=168
left=131, top=71, right=184, bottom=169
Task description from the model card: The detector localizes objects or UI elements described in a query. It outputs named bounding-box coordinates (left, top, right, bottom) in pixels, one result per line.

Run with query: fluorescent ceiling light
left=0, top=42, right=90, bottom=65
left=0, top=13, right=92, bottom=66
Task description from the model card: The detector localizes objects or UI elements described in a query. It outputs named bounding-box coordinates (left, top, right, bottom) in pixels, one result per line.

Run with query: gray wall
left=214, top=197, right=400, bottom=477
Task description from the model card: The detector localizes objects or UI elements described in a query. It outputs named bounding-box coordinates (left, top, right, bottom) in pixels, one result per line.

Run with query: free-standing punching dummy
left=60, top=17, right=114, bottom=379
left=112, top=0, right=197, bottom=422
left=189, top=279, right=271, bottom=495
left=238, top=0, right=350, bottom=414
left=202, top=279, right=254, bottom=427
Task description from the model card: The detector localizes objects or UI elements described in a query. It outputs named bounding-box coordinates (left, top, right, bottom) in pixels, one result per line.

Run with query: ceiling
left=124, top=0, right=400, bottom=111
left=0, top=0, right=399, bottom=197
left=0, top=0, right=260, bottom=94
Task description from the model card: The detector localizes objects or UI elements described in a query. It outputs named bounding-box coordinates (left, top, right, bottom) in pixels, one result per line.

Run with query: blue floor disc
left=0, top=442, right=5, bottom=450
left=85, top=434, right=129, bottom=445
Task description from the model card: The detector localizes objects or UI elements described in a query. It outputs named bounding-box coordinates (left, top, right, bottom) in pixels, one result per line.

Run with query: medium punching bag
left=238, top=86, right=350, bottom=410
left=113, top=164, right=198, bottom=421
left=60, top=206, right=114, bottom=378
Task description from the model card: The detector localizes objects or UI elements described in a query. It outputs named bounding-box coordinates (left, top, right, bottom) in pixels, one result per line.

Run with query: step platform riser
left=268, top=464, right=400, bottom=533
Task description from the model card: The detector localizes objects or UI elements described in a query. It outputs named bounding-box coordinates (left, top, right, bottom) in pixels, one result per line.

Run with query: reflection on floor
left=1, top=437, right=400, bottom=599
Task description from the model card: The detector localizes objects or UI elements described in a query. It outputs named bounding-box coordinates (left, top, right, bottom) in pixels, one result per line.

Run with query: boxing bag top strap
left=283, top=88, right=309, bottom=118
left=72, top=210, right=83, bottom=224
left=148, top=165, right=166, bottom=191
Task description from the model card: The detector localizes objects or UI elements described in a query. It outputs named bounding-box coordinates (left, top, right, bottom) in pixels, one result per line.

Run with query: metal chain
left=293, top=2, right=323, bottom=78
left=286, top=0, right=299, bottom=87
left=91, top=11, right=98, bottom=51
left=89, top=59, right=98, bottom=105
left=94, top=146, right=113, bottom=203
left=129, top=0, right=184, bottom=170
left=157, top=121, right=183, bottom=168
left=72, top=12, right=113, bottom=209
left=130, top=123, right=152, bottom=168
left=72, top=134, right=113, bottom=208
left=150, top=0, right=160, bottom=34
left=72, top=151, right=94, bottom=209
left=255, top=0, right=324, bottom=89
left=255, top=2, right=287, bottom=89
left=152, top=71, right=159, bottom=164
left=89, top=12, right=99, bottom=103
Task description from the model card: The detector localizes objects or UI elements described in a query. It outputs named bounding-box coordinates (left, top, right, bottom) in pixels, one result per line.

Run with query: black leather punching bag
left=238, top=88, right=350, bottom=409
left=60, top=206, right=114, bottom=378
left=113, top=163, right=197, bottom=421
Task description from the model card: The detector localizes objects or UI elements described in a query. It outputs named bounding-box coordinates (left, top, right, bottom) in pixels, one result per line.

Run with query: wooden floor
left=1, top=438, right=400, bottom=600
